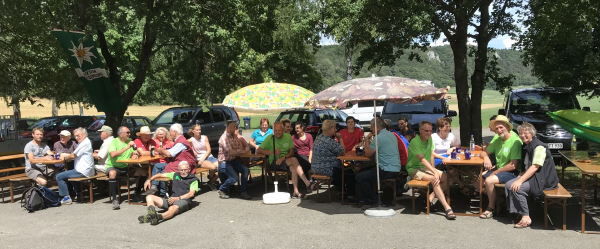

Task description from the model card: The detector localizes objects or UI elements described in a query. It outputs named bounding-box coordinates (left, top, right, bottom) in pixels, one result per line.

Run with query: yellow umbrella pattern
left=223, top=83, right=315, bottom=112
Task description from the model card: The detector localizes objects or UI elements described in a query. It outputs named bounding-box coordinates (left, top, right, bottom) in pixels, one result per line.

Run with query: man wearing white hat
left=93, top=125, right=114, bottom=173
left=131, top=126, right=156, bottom=199
left=53, top=130, right=77, bottom=170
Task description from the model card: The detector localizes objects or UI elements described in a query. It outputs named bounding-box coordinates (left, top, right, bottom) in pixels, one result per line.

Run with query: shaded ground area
left=2, top=174, right=600, bottom=249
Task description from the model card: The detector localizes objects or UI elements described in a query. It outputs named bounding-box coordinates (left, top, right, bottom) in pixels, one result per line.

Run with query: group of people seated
left=22, top=112, right=559, bottom=228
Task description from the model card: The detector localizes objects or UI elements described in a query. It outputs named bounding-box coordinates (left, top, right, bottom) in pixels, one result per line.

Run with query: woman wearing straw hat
left=480, top=115, right=523, bottom=219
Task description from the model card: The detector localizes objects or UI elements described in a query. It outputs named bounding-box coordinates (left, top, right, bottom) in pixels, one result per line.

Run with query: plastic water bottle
left=469, top=134, right=475, bottom=151
left=571, top=135, right=577, bottom=151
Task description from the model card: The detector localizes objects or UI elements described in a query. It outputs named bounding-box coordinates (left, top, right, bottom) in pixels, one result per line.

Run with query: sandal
left=444, top=209, right=456, bottom=220
left=479, top=207, right=494, bottom=219
left=292, top=193, right=304, bottom=199
left=514, top=222, right=531, bottom=229
left=306, top=181, right=315, bottom=194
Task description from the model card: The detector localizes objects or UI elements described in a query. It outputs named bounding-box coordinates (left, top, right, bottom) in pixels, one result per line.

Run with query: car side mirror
left=375, top=112, right=381, bottom=117
left=583, top=107, right=591, bottom=111
left=498, top=109, right=506, bottom=115
left=447, top=110, right=457, bottom=117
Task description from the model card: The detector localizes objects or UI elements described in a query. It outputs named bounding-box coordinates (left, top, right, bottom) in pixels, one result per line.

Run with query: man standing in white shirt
left=56, top=127, right=95, bottom=204
left=93, top=125, right=114, bottom=173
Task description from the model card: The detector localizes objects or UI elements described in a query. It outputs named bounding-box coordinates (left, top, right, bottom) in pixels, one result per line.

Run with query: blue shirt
left=251, top=129, right=273, bottom=146
left=370, top=129, right=401, bottom=172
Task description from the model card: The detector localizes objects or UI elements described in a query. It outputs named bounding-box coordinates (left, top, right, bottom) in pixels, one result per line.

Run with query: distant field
left=1, top=88, right=597, bottom=130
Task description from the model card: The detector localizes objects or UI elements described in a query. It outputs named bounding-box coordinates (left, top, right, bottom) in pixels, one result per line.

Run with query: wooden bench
left=494, top=183, right=506, bottom=215
left=311, top=174, right=332, bottom=202
left=544, top=183, right=572, bottom=230
left=67, top=173, right=106, bottom=203
left=0, top=154, right=27, bottom=203
left=407, top=179, right=431, bottom=215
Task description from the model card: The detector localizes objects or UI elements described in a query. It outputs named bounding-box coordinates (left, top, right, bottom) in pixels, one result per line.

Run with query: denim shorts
left=198, top=154, right=218, bottom=164
left=483, top=170, right=517, bottom=184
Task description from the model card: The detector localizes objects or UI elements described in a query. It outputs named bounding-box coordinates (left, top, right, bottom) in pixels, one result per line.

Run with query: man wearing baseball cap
left=93, top=125, right=114, bottom=173
left=53, top=130, right=77, bottom=170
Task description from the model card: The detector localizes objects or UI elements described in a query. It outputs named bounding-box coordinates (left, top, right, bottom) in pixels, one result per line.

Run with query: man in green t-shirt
left=258, top=121, right=314, bottom=198
left=105, top=126, right=136, bottom=210
left=139, top=161, right=199, bottom=225
left=480, top=115, right=522, bottom=219
left=406, top=121, right=455, bottom=220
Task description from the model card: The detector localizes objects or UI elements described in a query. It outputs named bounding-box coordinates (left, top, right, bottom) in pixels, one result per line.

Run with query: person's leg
left=420, top=173, right=452, bottom=212
left=355, top=168, right=377, bottom=203
left=232, top=160, right=249, bottom=193
left=505, top=180, right=532, bottom=226
left=218, top=161, right=238, bottom=193
left=108, top=168, right=119, bottom=202
left=201, top=160, right=218, bottom=170
left=151, top=163, right=166, bottom=187
left=161, top=205, right=180, bottom=220
left=56, top=170, right=85, bottom=197
left=145, top=194, right=164, bottom=208
left=288, top=157, right=311, bottom=186
left=482, top=174, right=500, bottom=216
left=27, top=169, right=48, bottom=186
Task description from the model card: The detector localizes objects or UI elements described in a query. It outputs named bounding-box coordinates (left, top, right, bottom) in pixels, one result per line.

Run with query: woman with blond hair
left=188, top=124, right=219, bottom=190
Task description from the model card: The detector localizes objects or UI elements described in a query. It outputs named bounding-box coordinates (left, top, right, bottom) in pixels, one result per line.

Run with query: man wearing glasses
left=138, top=161, right=199, bottom=225
left=105, top=126, right=136, bottom=210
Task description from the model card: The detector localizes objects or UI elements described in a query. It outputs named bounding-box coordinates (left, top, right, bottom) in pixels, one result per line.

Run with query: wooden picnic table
left=444, top=150, right=485, bottom=216
left=29, top=158, right=65, bottom=165
left=337, top=151, right=371, bottom=203
left=559, top=150, right=600, bottom=234
left=116, top=155, right=162, bottom=205
left=0, top=154, right=25, bottom=161
left=238, top=152, right=268, bottom=192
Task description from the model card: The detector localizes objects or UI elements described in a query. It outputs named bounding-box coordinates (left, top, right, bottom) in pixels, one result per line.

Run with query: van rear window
left=384, top=100, right=444, bottom=114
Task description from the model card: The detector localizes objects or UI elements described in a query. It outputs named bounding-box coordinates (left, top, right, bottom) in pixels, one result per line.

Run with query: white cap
left=59, top=130, right=71, bottom=137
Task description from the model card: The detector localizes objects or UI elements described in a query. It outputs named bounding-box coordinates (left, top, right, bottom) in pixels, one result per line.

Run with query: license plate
left=548, top=143, right=563, bottom=149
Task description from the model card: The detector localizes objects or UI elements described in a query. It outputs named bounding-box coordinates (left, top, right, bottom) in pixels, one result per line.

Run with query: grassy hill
left=314, top=45, right=541, bottom=90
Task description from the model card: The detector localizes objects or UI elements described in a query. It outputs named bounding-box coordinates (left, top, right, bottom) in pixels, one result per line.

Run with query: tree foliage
left=519, top=0, right=600, bottom=97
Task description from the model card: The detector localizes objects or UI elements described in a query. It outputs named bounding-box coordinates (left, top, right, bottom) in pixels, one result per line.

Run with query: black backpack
left=21, top=186, right=61, bottom=212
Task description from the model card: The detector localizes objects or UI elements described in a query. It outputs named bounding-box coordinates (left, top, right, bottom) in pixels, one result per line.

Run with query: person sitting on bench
left=56, top=128, right=95, bottom=204
left=24, top=127, right=55, bottom=186
left=138, top=161, right=199, bottom=225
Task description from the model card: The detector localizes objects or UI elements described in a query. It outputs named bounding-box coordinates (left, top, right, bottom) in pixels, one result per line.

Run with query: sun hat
left=98, top=125, right=113, bottom=133
left=136, top=126, right=153, bottom=136
left=59, top=130, right=71, bottom=137
left=490, top=115, right=512, bottom=131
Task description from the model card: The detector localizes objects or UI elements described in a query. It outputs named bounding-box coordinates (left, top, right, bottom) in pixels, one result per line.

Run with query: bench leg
left=327, top=180, right=331, bottom=202
left=411, top=188, right=416, bottom=214
left=562, top=199, right=567, bottom=231
left=544, top=197, right=549, bottom=229
left=88, top=181, right=94, bottom=204
left=426, top=187, right=430, bottom=215
left=10, top=181, right=14, bottom=203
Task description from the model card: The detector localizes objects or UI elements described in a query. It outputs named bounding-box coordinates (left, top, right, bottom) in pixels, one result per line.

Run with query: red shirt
left=339, top=128, right=364, bottom=152
left=293, top=133, right=313, bottom=156
left=134, top=138, right=157, bottom=151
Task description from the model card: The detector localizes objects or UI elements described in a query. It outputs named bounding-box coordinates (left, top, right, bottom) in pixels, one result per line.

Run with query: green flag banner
left=51, top=29, right=122, bottom=112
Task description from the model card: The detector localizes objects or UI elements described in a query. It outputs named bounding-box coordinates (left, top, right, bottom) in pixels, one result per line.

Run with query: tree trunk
left=470, top=1, right=492, bottom=146
left=51, top=99, right=58, bottom=116
left=11, top=98, right=20, bottom=120
left=105, top=108, right=126, bottom=134
left=449, top=16, right=472, bottom=146
left=345, top=44, right=354, bottom=80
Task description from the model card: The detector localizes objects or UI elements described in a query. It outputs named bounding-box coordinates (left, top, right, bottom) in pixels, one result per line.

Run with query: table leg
left=341, top=166, right=345, bottom=204
left=581, top=173, right=587, bottom=233
left=263, top=160, right=267, bottom=193
left=479, top=167, right=483, bottom=214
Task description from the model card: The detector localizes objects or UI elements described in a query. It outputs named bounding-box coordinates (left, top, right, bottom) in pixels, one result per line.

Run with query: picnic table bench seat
left=67, top=173, right=107, bottom=203
left=543, top=183, right=571, bottom=230
left=407, top=179, right=431, bottom=215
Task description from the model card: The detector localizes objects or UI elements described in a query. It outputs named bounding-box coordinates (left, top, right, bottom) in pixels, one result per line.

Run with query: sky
left=320, top=34, right=518, bottom=50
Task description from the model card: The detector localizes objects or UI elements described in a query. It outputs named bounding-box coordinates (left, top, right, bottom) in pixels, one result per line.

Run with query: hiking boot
left=60, top=196, right=73, bottom=205
left=142, top=186, right=158, bottom=196
left=112, top=199, right=120, bottom=210
left=239, top=191, right=252, bottom=200
left=147, top=206, right=160, bottom=225
left=138, top=215, right=150, bottom=224
left=217, top=190, right=230, bottom=199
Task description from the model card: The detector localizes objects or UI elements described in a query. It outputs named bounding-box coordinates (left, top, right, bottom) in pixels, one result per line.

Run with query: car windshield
left=60, top=117, right=95, bottom=127
left=510, top=91, right=577, bottom=114
left=87, top=119, right=106, bottom=131
left=154, top=109, right=196, bottom=125
left=30, top=118, right=56, bottom=129
left=384, top=100, right=444, bottom=114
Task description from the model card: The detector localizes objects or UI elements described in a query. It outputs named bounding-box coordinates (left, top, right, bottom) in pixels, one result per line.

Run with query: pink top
left=293, top=133, right=313, bottom=156
left=190, top=135, right=209, bottom=157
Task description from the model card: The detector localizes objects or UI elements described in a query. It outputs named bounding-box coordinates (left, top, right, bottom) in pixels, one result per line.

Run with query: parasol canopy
left=223, top=82, right=315, bottom=112
left=305, top=76, right=447, bottom=109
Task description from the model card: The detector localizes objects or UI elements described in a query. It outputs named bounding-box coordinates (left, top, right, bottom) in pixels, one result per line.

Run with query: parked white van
left=341, top=100, right=384, bottom=130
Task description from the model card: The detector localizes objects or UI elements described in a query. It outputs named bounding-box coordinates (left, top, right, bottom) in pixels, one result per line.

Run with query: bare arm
left=110, top=141, right=134, bottom=158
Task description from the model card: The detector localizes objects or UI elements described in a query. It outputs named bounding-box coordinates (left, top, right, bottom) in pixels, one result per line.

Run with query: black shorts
left=296, top=155, right=311, bottom=173
left=268, top=160, right=289, bottom=171
left=160, top=197, right=192, bottom=213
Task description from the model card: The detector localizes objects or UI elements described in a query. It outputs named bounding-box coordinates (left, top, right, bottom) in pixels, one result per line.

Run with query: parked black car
left=21, top=115, right=98, bottom=148
left=498, top=87, right=590, bottom=155
left=275, top=108, right=353, bottom=137
left=381, top=99, right=457, bottom=132
left=87, top=116, right=153, bottom=149
left=151, top=105, right=241, bottom=155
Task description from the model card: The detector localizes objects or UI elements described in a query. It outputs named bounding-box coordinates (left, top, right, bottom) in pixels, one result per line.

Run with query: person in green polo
left=105, top=126, right=135, bottom=210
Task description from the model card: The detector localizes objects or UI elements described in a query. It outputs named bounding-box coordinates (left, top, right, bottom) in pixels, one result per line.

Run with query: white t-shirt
left=73, top=138, right=95, bottom=177
left=431, top=132, right=458, bottom=155
left=97, top=136, right=114, bottom=165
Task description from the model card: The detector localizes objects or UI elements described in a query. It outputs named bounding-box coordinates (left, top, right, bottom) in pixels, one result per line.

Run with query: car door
left=208, top=108, right=227, bottom=143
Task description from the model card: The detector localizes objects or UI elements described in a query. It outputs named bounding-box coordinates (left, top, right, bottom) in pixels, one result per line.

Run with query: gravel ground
left=1, top=184, right=600, bottom=249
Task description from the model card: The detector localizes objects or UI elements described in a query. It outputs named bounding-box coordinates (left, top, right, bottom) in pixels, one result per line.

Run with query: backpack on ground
left=21, top=186, right=61, bottom=212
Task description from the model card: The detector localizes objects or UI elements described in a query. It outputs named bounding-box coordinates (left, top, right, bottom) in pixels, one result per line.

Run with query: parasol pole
left=364, top=99, right=396, bottom=217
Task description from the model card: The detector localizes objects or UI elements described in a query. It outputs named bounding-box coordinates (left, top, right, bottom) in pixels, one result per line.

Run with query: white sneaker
left=60, top=196, right=73, bottom=205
